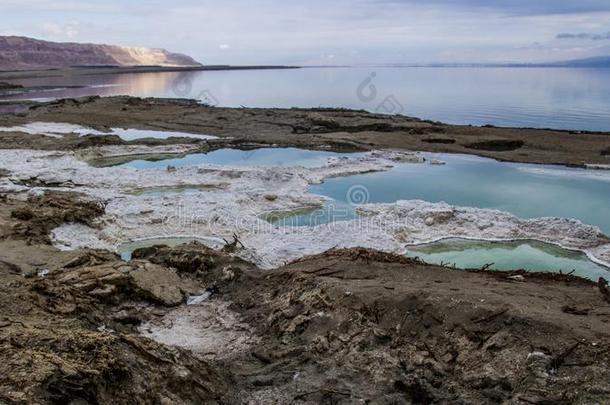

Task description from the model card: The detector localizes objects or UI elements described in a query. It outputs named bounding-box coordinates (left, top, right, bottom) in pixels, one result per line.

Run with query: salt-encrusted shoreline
left=1, top=145, right=609, bottom=271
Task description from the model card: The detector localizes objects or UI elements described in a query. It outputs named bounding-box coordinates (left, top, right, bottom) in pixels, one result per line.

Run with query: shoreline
left=2, top=143, right=609, bottom=275
left=0, top=64, right=301, bottom=81
left=0, top=95, right=608, bottom=166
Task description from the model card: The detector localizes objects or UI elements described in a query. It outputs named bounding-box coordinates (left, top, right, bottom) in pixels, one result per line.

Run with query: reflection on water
left=88, top=153, right=188, bottom=168
left=98, top=147, right=362, bottom=169
left=2, top=67, right=610, bottom=131
left=404, top=238, right=609, bottom=281
left=109, top=128, right=218, bottom=141
left=268, top=201, right=358, bottom=227
left=1, top=71, right=186, bottom=102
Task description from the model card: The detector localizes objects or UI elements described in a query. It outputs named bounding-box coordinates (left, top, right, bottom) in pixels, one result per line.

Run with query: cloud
left=557, top=32, right=594, bottom=39
left=557, top=31, right=610, bottom=40
left=4, top=0, right=610, bottom=64
left=0, top=0, right=122, bottom=13
left=372, top=0, right=610, bottom=15
left=41, top=22, right=80, bottom=39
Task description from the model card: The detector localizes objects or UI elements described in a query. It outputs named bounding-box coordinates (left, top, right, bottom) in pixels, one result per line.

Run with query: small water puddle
left=118, top=237, right=225, bottom=261
left=101, top=147, right=362, bottom=169
left=266, top=201, right=357, bottom=227
left=127, top=183, right=227, bottom=197
left=108, top=128, right=218, bottom=141
left=89, top=153, right=188, bottom=168
left=404, top=238, right=609, bottom=281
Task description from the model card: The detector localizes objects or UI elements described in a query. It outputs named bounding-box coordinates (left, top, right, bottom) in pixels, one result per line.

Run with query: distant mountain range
left=2, top=35, right=608, bottom=72
left=546, top=56, right=610, bottom=67
left=375, top=56, right=610, bottom=68
left=0, top=36, right=202, bottom=71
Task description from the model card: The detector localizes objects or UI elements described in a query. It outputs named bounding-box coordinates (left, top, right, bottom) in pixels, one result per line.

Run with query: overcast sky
left=2, top=0, right=610, bottom=65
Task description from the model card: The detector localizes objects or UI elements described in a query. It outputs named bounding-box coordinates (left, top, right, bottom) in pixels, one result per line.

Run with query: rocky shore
left=1, top=96, right=609, bottom=403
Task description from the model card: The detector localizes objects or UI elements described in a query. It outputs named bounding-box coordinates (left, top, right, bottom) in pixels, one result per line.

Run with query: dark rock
left=422, top=137, right=456, bottom=144
left=464, top=139, right=525, bottom=151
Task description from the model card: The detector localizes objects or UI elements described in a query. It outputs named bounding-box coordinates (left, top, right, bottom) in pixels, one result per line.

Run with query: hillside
left=0, top=36, right=202, bottom=70
left=550, top=56, right=610, bottom=67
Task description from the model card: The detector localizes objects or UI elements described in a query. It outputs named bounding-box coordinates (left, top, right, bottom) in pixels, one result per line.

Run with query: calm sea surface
left=2, top=67, right=610, bottom=131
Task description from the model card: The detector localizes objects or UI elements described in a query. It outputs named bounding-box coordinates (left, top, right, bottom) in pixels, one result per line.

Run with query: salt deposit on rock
left=76, top=144, right=201, bottom=162
left=139, top=300, right=258, bottom=359
left=0, top=122, right=104, bottom=138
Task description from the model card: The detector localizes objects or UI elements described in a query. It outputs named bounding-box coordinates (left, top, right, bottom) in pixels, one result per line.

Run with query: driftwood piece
left=472, top=308, right=508, bottom=324
left=222, top=233, right=245, bottom=253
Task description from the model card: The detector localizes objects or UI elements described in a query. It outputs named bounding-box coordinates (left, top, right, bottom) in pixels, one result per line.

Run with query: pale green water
left=118, top=237, right=224, bottom=261
left=268, top=201, right=355, bottom=227
left=404, top=239, right=609, bottom=281
left=98, top=147, right=610, bottom=237
left=303, top=153, right=610, bottom=233
left=107, top=147, right=610, bottom=277
left=100, top=147, right=361, bottom=169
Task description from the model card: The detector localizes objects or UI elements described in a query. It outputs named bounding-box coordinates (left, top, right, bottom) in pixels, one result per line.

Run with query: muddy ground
left=1, top=96, right=610, bottom=403
left=1, top=96, right=609, bottom=166
left=0, top=190, right=609, bottom=404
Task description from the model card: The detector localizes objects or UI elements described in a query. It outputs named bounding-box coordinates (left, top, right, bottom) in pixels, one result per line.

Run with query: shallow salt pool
left=302, top=153, right=610, bottom=233
left=106, top=147, right=610, bottom=234
left=105, top=147, right=610, bottom=277
left=105, top=147, right=362, bottom=169
left=127, top=184, right=226, bottom=197
left=108, top=128, right=218, bottom=141
left=404, top=238, right=609, bottom=281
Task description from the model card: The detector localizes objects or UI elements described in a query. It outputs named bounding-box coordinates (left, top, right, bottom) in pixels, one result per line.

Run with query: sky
left=2, top=0, right=610, bottom=65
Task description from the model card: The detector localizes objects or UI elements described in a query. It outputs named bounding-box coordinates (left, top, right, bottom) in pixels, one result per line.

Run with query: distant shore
left=1, top=95, right=609, bottom=166
left=0, top=64, right=301, bottom=81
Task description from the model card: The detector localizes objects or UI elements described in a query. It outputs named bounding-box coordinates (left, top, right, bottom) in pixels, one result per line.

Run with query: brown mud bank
left=1, top=95, right=610, bottom=165
left=0, top=191, right=609, bottom=403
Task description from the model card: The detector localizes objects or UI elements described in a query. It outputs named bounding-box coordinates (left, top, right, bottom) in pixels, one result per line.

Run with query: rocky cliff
left=0, top=36, right=202, bottom=70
